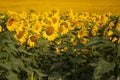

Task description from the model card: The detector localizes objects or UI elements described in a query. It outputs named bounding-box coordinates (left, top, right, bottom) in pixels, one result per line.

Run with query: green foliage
left=0, top=13, right=120, bottom=80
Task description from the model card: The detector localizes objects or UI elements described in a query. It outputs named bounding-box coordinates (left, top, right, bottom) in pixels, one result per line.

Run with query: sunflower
left=78, top=12, right=90, bottom=20
left=42, top=26, right=58, bottom=41
left=91, top=24, right=98, bottom=36
left=0, top=25, right=2, bottom=32
left=118, top=38, right=120, bottom=44
left=111, top=37, right=118, bottom=42
left=116, top=17, right=120, bottom=32
left=77, top=27, right=88, bottom=39
left=80, top=38, right=89, bottom=45
left=64, top=9, right=75, bottom=20
left=58, top=21, right=70, bottom=34
left=52, top=9, right=59, bottom=16
left=100, top=14, right=109, bottom=26
left=15, top=29, right=28, bottom=44
left=31, top=21, right=42, bottom=34
left=107, top=30, right=114, bottom=36
left=27, top=34, right=39, bottom=47
left=28, top=10, right=40, bottom=22
left=45, top=15, right=60, bottom=30
left=6, top=17, right=19, bottom=31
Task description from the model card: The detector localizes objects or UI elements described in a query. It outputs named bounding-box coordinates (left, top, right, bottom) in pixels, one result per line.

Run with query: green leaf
left=112, top=28, right=120, bottom=37
left=0, top=63, right=12, bottom=71
left=54, top=44, right=67, bottom=48
left=85, top=37, right=109, bottom=47
left=10, top=57, right=24, bottom=72
left=92, top=51, right=100, bottom=56
left=108, top=75, right=116, bottom=80
left=0, top=52, right=8, bottom=58
left=6, top=72, right=18, bottom=80
left=75, top=42, right=85, bottom=50
left=33, top=69, right=47, bottom=77
left=17, top=46, right=27, bottom=53
left=117, top=45, right=120, bottom=57
left=94, top=58, right=115, bottom=79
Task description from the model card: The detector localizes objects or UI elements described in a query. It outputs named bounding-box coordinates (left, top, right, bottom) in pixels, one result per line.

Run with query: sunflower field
left=0, top=10, right=120, bottom=80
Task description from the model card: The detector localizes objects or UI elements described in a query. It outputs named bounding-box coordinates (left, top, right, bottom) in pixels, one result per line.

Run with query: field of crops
left=0, top=0, right=120, bottom=14
left=0, top=0, right=120, bottom=80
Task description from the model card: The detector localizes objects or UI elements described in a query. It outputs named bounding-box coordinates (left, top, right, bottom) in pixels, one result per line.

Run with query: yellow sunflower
left=91, top=24, right=98, bottom=36
left=31, top=21, right=42, bottom=34
left=111, top=37, right=118, bottom=42
left=27, top=34, right=39, bottom=47
left=15, top=29, right=28, bottom=44
left=77, top=27, right=88, bottom=39
left=100, top=14, right=109, bottom=26
left=43, top=26, right=58, bottom=41
left=116, top=17, right=120, bottom=32
left=107, top=30, right=114, bottom=36
left=0, top=25, right=2, bottom=32
left=118, top=38, right=120, bottom=44
left=6, top=17, right=19, bottom=31
left=52, top=9, right=59, bottom=16
left=46, top=15, right=60, bottom=29
left=80, top=38, right=89, bottom=45
left=58, top=21, right=70, bottom=34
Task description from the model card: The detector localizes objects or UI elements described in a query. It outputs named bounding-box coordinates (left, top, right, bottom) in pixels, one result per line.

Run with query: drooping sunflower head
left=15, top=29, right=28, bottom=44
left=58, top=21, right=69, bottom=34
left=6, top=18, right=17, bottom=31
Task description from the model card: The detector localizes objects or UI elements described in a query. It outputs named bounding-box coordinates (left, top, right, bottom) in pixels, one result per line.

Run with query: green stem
left=30, top=72, right=34, bottom=80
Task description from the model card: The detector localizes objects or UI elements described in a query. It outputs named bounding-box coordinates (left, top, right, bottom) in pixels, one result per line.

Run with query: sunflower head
left=77, top=28, right=88, bottom=39
left=46, top=27, right=54, bottom=35
left=27, top=35, right=39, bottom=47
left=31, top=21, right=42, bottom=34
left=6, top=16, right=20, bottom=31
left=91, top=25, right=98, bottom=36
left=6, top=18, right=15, bottom=30
left=15, top=29, right=28, bottom=44
left=52, top=17, right=57, bottom=24
left=30, top=35, right=38, bottom=42
left=43, top=26, right=58, bottom=41
left=58, top=22, right=69, bottom=34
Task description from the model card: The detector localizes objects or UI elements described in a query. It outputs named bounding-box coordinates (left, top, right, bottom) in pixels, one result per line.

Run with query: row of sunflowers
left=0, top=10, right=120, bottom=49
left=0, top=10, right=120, bottom=80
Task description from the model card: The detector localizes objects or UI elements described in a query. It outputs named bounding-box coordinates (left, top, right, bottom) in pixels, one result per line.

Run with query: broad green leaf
left=6, top=72, right=18, bottom=80
left=85, top=37, right=109, bottom=47
left=94, top=59, right=115, bottom=79
left=10, top=58, right=24, bottom=72
left=75, top=42, right=85, bottom=50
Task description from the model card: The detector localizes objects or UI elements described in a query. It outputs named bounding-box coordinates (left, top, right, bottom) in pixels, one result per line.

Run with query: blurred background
left=0, top=0, right=120, bottom=13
